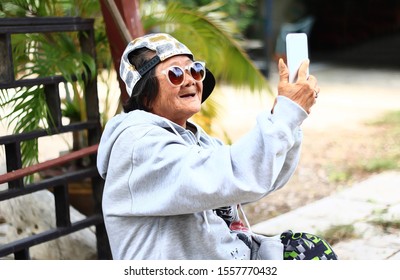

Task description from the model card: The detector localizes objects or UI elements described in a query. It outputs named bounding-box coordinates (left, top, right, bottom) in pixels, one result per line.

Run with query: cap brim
left=201, top=68, right=215, bottom=103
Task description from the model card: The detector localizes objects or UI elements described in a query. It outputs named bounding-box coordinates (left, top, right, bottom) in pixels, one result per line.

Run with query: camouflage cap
left=119, top=33, right=215, bottom=102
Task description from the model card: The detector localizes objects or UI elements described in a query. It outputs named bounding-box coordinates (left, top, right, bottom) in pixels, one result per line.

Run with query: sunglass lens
left=190, top=62, right=205, bottom=81
left=168, top=67, right=184, bottom=85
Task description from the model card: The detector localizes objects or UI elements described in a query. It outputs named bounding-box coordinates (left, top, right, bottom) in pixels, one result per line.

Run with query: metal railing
left=0, top=17, right=111, bottom=259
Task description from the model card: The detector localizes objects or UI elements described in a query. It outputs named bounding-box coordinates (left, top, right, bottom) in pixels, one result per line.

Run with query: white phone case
left=286, top=33, right=309, bottom=83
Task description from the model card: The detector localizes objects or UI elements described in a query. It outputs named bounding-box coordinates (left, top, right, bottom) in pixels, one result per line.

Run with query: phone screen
left=286, top=33, right=309, bottom=83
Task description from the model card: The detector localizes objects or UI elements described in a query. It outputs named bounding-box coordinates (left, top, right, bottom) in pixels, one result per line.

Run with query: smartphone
left=286, top=33, right=309, bottom=83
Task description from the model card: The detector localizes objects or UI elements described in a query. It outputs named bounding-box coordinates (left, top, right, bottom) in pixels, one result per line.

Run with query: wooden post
left=100, top=0, right=145, bottom=103
left=0, top=33, right=13, bottom=84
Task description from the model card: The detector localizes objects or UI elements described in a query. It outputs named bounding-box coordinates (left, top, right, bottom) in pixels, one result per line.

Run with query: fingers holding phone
left=277, top=67, right=316, bottom=114
left=275, top=33, right=319, bottom=114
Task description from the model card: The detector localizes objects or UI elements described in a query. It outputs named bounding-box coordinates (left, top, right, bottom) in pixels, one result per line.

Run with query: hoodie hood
left=97, top=110, right=201, bottom=179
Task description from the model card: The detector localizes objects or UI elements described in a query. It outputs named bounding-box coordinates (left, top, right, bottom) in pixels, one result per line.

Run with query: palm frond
left=1, top=7, right=98, bottom=174
left=1, top=85, right=48, bottom=172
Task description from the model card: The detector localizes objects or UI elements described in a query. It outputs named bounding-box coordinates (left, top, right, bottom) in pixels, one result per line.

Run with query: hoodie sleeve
left=231, top=96, right=306, bottom=195
left=103, top=96, right=307, bottom=216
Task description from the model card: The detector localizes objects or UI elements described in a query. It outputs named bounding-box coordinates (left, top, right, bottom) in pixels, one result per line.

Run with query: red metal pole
left=116, top=0, right=144, bottom=39
left=0, top=145, right=99, bottom=184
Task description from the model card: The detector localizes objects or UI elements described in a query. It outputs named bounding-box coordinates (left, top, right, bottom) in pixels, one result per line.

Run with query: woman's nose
left=183, top=70, right=195, bottom=85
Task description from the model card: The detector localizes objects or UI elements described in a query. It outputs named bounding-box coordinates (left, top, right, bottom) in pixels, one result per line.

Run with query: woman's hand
left=274, top=58, right=319, bottom=114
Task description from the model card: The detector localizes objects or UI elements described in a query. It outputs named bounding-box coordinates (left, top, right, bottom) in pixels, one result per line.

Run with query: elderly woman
left=97, top=33, right=337, bottom=260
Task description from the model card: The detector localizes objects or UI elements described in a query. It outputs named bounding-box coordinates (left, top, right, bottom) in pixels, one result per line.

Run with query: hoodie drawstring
left=238, top=204, right=253, bottom=234
left=203, top=211, right=211, bottom=232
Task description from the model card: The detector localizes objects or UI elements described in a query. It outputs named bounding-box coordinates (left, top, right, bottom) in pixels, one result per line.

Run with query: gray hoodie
left=97, top=96, right=308, bottom=260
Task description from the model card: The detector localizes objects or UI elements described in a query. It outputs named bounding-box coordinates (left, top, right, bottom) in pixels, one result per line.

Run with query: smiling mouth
left=180, top=93, right=196, bottom=98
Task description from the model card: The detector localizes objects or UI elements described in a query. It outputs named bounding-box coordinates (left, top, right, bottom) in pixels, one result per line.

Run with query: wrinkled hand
left=273, top=58, right=319, bottom=114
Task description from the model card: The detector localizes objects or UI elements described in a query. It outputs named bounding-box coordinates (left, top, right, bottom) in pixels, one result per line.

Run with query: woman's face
left=151, top=55, right=203, bottom=127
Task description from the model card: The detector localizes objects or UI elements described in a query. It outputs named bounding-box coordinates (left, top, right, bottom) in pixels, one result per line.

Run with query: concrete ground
left=252, top=170, right=400, bottom=260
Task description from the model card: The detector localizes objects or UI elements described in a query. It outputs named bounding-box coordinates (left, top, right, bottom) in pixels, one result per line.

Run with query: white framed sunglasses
left=160, top=61, right=206, bottom=87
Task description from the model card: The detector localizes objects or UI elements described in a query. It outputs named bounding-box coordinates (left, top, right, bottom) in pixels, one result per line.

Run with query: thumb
left=278, top=58, right=289, bottom=84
